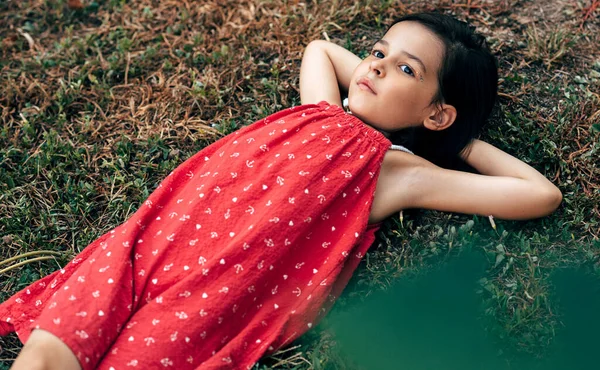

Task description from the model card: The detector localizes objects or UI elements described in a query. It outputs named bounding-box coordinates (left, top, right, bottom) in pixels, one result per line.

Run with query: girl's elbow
left=305, top=40, right=326, bottom=52
left=541, top=186, right=562, bottom=215
left=550, top=186, right=563, bottom=211
left=521, top=185, right=562, bottom=219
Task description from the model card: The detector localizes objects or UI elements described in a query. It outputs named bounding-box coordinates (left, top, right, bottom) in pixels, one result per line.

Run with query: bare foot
left=10, top=329, right=81, bottom=370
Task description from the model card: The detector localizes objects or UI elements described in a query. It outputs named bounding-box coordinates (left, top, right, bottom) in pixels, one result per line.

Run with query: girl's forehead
left=381, top=21, right=444, bottom=74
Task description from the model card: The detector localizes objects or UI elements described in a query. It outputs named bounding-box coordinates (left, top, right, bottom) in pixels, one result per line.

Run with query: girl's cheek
left=399, top=87, right=421, bottom=106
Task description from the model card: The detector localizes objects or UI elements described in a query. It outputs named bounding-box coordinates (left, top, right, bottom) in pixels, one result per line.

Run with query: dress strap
left=342, top=97, right=352, bottom=113
left=389, top=144, right=414, bottom=154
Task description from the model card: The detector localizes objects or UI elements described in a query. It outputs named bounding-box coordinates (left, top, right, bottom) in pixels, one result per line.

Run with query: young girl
left=2, top=12, right=561, bottom=370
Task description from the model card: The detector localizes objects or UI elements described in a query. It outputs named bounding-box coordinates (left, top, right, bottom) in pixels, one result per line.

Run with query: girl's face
left=348, top=21, right=445, bottom=132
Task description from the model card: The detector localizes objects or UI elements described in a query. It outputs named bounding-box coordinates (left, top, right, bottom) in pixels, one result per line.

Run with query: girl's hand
left=387, top=141, right=562, bottom=220
left=299, top=40, right=361, bottom=106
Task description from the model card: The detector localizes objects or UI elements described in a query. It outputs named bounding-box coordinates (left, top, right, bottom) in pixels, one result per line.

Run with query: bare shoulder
left=369, top=150, right=434, bottom=223
left=383, top=148, right=436, bottom=170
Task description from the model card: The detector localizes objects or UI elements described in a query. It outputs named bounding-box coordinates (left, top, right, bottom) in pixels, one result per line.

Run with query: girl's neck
left=342, top=97, right=392, bottom=138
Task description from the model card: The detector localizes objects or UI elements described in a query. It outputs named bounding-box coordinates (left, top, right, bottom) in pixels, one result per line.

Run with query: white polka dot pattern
left=0, top=101, right=391, bottom=369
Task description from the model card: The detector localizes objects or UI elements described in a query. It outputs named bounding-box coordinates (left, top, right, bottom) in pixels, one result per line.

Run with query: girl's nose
left=369, top=59, right=385, bottom=77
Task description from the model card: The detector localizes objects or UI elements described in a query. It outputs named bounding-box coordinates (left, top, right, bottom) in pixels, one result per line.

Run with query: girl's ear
left=423, top=103, right=457, bottom=131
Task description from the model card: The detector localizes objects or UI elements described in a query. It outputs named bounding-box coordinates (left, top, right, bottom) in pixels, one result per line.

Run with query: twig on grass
left=0, top=251, right=63, bottom=268
left=0, top=257, right=58, bottom=275
left=580, top=0, right=600, bottom=30
left=125, top=52, right=131, bottom=85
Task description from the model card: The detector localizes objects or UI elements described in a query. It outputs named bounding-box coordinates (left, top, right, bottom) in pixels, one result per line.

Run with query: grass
left=1, top=0, right=599, bottom=368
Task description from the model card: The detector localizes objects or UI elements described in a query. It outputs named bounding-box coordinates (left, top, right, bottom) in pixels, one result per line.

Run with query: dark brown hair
left=388, top=12, right=499, bottom=169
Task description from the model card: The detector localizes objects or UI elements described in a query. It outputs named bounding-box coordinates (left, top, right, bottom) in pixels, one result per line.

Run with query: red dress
left=0, top=101, right=391, bottom=369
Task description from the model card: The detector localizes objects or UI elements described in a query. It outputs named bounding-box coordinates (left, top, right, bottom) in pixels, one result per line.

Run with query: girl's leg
left=10, top=329, right=81, bottom=370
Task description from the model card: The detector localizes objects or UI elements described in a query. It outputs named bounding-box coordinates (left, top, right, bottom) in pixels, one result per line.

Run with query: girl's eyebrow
left=375, top=39, right=428, bottom=74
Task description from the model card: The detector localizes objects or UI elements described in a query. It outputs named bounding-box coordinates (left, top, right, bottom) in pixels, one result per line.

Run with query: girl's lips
left=357, top=77, right=377, bottom=94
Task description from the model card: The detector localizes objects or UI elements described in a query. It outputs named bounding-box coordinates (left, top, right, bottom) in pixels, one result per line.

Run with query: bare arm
left=461, top=139, right=556, bottom=187
left=299, top=40, right=361, bottom=105
left=395, top=140, right=562, bottom=220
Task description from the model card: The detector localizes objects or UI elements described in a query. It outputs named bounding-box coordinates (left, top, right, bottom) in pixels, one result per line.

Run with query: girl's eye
left=400, top=65, right=415, bottom=77
left=372, top=50, right=384, bottom=58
